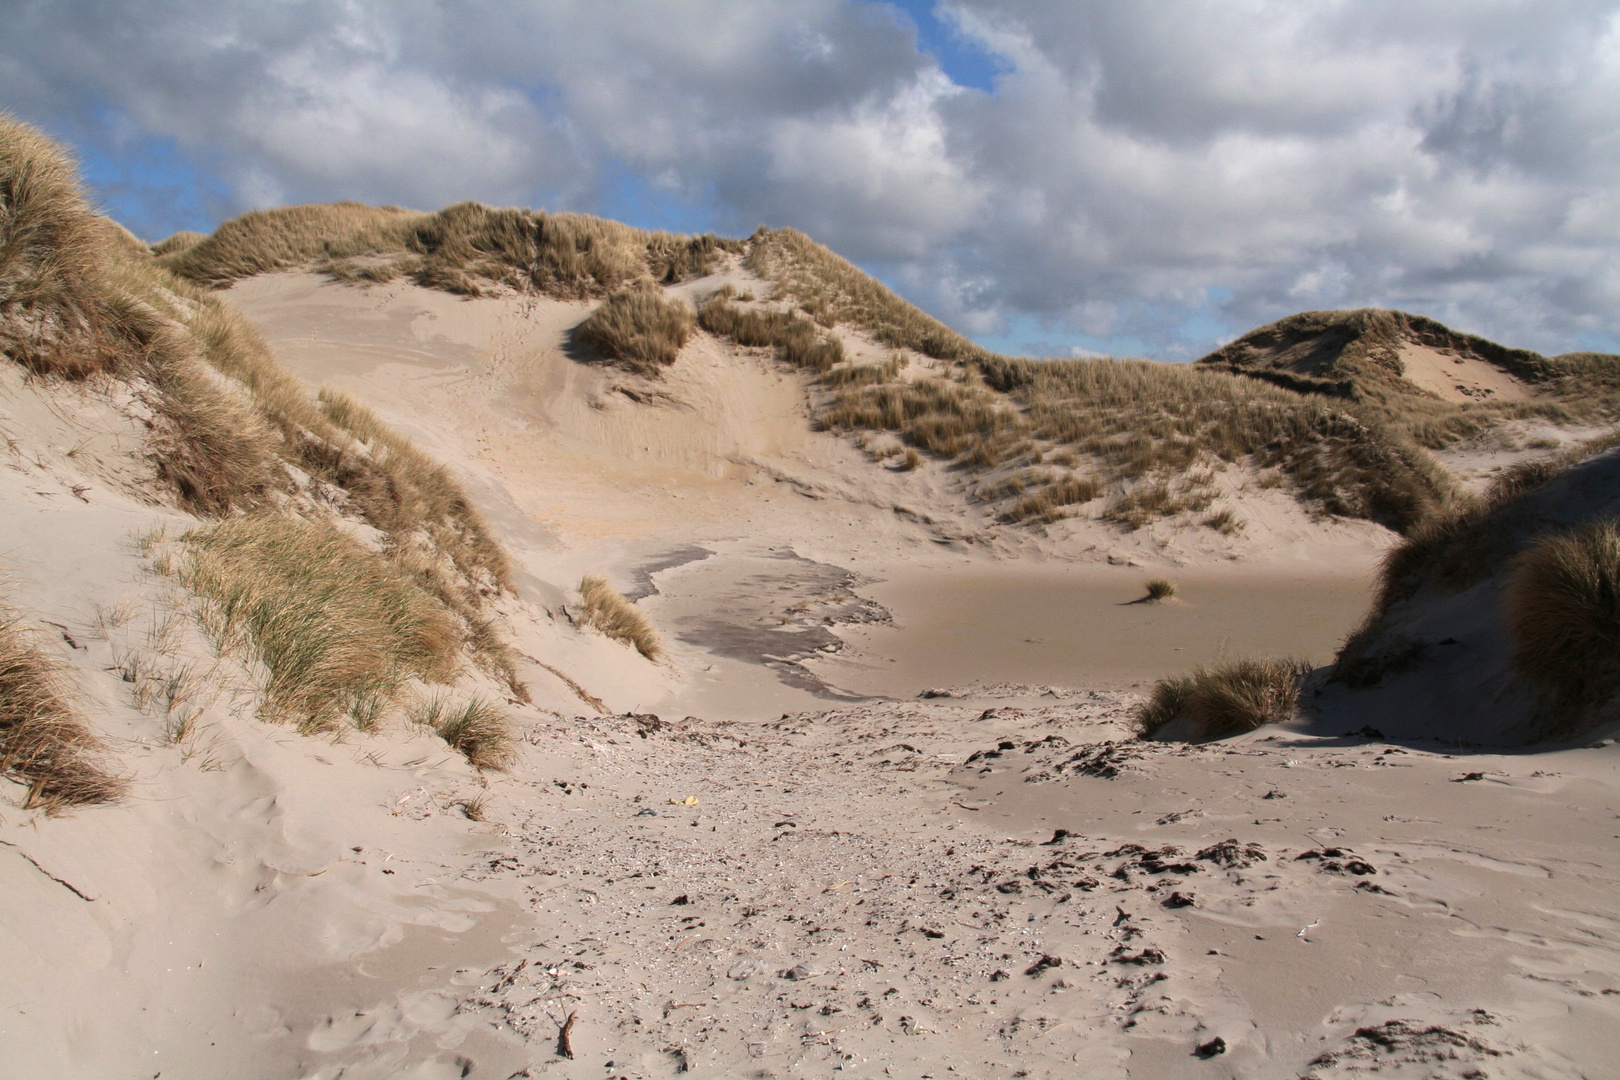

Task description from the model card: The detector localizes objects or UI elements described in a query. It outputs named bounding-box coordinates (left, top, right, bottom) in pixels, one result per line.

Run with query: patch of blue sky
left=587, top=161, right=725, bottom=237
left=971, top=313, right=1157, bottom=361
left=1572, top=328, right=1620, bottom=355
left=57, top=113, right=230, bottom=242
left=878, top=0, right=1004, bottom=93
left=931, top=304, right=1239, bottom=364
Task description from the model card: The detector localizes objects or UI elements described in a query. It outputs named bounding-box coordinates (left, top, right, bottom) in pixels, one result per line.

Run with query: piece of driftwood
left=558, top=1009, right=579, bottom=1059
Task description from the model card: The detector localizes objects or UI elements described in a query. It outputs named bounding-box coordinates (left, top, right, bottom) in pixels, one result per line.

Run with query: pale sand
left=1396, top=342, right=1532, bottom=403
left=2, top=272, right=1616, bottom=1078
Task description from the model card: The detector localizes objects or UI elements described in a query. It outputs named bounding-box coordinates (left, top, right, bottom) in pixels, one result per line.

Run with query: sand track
left=360, top=692, right=1619, bottom=1079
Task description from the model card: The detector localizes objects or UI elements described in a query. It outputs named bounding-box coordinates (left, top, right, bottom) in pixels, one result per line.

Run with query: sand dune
left=4, top=137, right=1619, bottom=1077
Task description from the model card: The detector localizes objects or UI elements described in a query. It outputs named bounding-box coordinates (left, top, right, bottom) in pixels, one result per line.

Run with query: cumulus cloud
left=1, top=0, right=1615, bottom=357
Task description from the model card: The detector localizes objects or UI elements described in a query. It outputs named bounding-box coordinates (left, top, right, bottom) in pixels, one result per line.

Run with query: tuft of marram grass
left=0, top=603, right=126, bottom=812
left=1504, top=520, right=1620, bottom=731
left=409, top=694, right=517, bottom=770
left=178, top=513, right=461, bottom=732
left=1144, top=578, right=1177, bottom=601
left=1133, top=657, right=1311, bottom=741
left=575, top=282, right=695, bottom=375
left=577, top=575, right=663, bottom=660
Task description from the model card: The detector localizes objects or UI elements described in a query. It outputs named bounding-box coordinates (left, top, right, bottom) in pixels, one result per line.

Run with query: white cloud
left=1, top=0, right=1615, bottom=356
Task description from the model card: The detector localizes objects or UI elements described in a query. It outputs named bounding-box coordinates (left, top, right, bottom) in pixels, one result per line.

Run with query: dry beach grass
left=575, top=281, right=695, bottom=375
left=576, top=574, right=662, bottom=660
left=175, top=513, right=462, bottom=733
left=1, top=115, right=532, bottom=757
left=1505, top=520, right=1620, bottom=728
left=0, top=601, right=126, bottom=812
left=1134, top=656, right=1312, bottom=741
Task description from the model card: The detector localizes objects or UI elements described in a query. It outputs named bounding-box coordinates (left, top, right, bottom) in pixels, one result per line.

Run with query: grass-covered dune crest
left=159, top=198, right=742, bottom=299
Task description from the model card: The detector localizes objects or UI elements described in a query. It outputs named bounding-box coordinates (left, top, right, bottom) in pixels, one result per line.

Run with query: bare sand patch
left=1398, top=342, right=1532, bottom=402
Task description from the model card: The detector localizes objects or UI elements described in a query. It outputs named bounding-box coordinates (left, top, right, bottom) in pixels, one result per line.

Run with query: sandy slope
left=225, top=271, right=1392, bottom=715
left=4, top=271, right=1617, bottom=1079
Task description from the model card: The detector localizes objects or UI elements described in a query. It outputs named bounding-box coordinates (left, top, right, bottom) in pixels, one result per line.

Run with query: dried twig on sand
left=557, top=1009, right=579, bottom=1059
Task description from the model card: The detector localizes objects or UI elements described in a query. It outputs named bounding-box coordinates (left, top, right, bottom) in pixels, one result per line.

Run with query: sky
left=3, top=1, right=1618, bottom=361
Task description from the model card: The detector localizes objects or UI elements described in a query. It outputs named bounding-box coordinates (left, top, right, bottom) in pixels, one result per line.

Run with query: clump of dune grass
left=0, top=604, right=125, bottom=812
left=698, top=296, right=844, bottom=372
left=160, top=199, right=741, bottom=299
left=1134, top=657, right=1311, bottom=741
left=575, top=282, right=695, bottom=375
left=409, top=693, right=517, bottom=770
left=177, top=513, right=461, bottom=732
left=1504, top=521, right=1620, bottom=729
left=577, top=575, right=662, bottom=660
left=1143, top=578, right=1177, bottom=601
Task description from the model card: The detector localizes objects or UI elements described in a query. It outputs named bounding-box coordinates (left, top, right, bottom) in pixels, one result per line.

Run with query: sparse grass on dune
left=161, top=199, right=742, bottom=299
left=576, top=282, right=696, bottom=375
left=1000, top=472, right=1102, bottom=523
left=1505, top=521, right=1620, bottom=730
left=177, top=513, right=461, bottom=732
left=1, top=116, right=282, bottom=513
left=143, top=185, right=1472, bottom=537
left=819, top=354, right=1455, bottom=534
left=408, top=693, right=517, bottom=770
left=0, top=121, right=574, bottom=762
left=0, top=117, right=524, bottom=690
left=747, top=228, right=985, bottom=363
left=577, top=575, right=662, bottom=660
left=1134, top=657, right=1311, bottom=741
left=315, top=386, right=514, bottom=596
left=0, top=602, right=126, bottom=812
left=698, top=296, right=845, bottom=372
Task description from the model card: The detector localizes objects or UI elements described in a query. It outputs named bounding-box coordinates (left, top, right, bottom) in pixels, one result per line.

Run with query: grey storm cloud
left=2, top=0, right=1616, bottom=358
